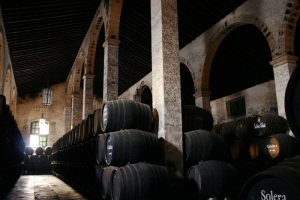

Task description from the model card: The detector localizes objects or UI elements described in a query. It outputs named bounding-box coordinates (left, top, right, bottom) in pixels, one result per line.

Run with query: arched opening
left=209, top=24, right=275, bottom=122
left=3, top=68, right=11, bottom=104
left=141, top=86, right=152, bottom=110
left=180, top=63, right=195, bottom=106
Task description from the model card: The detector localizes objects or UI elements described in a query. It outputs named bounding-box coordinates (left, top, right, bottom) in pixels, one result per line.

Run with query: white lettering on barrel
left=261, top=190, right=286, bottom=200
left=254, top=122, right=266, bottom=129
left=267, top=144, right=277, bottom=148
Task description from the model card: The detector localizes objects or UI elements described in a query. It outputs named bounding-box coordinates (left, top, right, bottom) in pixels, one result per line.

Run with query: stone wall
left=210, top=80, right=277, bottom=124
left=16, top=83, right=68, bottom=147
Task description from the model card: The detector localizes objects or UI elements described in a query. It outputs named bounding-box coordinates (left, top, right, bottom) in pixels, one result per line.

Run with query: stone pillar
left=103, top=39, right=120, bottom=102
left=151, top=0, right=183, bottom=198
left=71, top=93, right=81, bottom=128
left=82, top=74, right=95, bottom=119
left=194, top=90, right=211, bottom=111
left=270, top=55, right=298, bottom=118
left=64, top=106, right=71, bottom=132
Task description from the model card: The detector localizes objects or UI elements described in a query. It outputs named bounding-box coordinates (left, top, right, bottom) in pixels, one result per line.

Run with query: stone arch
left=179, top=58, right=197, bottom=94
left=277, top=0, right=300, bottom=56
left=65, top=73, right=73, bottom=108
left=3, top=67, right=11, bottom=104
left=103, top=0, right=123, bottom=41
left=73, top=51, right=85, bottom=94
left=0, top=32, right=4, bottom=94
left=85, top=6, right=104, bottom=75
left=136, top=82, right=152, bottom=96
left=11, top=85, right=17, bottom=116
left=200, top=14, right=277, bottom=93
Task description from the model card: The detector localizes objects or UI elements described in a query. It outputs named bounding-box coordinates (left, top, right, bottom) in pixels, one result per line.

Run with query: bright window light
left=29, top=135, right=39, bottom=147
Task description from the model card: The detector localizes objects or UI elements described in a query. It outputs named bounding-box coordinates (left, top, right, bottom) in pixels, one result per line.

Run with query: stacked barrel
left=212, top=113, right=300, bottom=198
left=23, top=146, right=52, bottom=174
left=0, top=95, right=25, bottom=199
left=52, top=100, right=170, bottom=199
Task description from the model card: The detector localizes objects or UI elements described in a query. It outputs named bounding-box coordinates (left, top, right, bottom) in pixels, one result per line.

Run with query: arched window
left=29, top=120, right=49, bottom=147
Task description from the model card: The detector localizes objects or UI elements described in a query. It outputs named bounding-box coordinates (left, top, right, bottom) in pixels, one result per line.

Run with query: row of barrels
left=24, top=146, right=52, bottom=156
left=213, top=113, right=289, bottom=142
left=0, top=95, right=25, bottom=199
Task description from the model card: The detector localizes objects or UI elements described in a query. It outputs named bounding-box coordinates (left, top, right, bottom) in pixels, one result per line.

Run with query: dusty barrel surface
left=25, top=146, right=34, bottom=155
left=105, top=129, right=160, bottom=166
left=239, top=155, right=300, bottom=200
left=182, top=105, right=214, bottom=132
left=253, top=113, right=289, bottom=138
left=100, top=100, right=152, bottom=132
left=219, top=121, right=237, bottom=142
left=263, top=133, right=300, bottom=161
left=101, top=166, right=117, bottom=200
left=184, top=130, right=226, bottom=163
left=93, top=109, right=102, bottom=136
left=96, top=133, right=108, bottom=165
left=35, top=146, right=44, bottom=155
left=235, top=117, right=255, bottom=139
left=186, top=160, right=238, bottom=200
left=285, top=63, right=300, bottom=140
left=110, top=163, right=169, bottom=200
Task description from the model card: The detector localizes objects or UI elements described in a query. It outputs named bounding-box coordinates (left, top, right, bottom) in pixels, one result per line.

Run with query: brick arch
left=103, top=0, right=123, bottom=41
left=277, top=0, right=300, bottom=56
left=73, top=51, right=85, bottom=94
left=3, top=66, right=11, bottom=104
left=179, top=58, right=197, bottom=94
left=137, top=84, right=152, bottom=96
left=85, top=4, right=104, bottom=75
left=0, top=32, right=4, bottom=94
left=200, top=14, right=277, bottom=93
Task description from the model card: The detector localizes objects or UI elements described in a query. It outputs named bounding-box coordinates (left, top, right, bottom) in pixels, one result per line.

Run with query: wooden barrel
left=235, top=117, right=255, bottom=139
left=253, top=113, right=289, bottom=138
left=0, top=95, right=6, bottom=133
left=30, top=155, right=38, bottom=163
left=219, top=121, right=237, bottom=142
left=25, top=146, right=34, bottom=155
left=34, top=162, right=43, bottom=174
left=101, top=166, right=117, bottom=200
left=249, top=138, right=266, bottom=161
left=100, top=100, right=152, bottom=132
left=239, top=155, right=300, bottom=199
left=79, top=119, right=87, bottom=142
left=110, top=163, right=169, bottom=200
left=39, top=154, right=48, bottom=163
left=105, top=129, right=160, bottom=166
left=45, top=146, right=52, bottom=155
left=184, top=130, right=226, bottom=163
left=186, top=160, right=237, bottom=200
left=96, top=133, right=108, bottom=165
left=35, top=146, right=44, bottom=155
left=285, top=64, right=300, bottom=141
left=182, top=105, right=213, bottom=132
left=263, top=134, right=300, bottom=161
left=43, top=162, right=52, bottom=173
left=93, top=109, right=102, bottom=136
left=230, top=139, right=251, bottom=161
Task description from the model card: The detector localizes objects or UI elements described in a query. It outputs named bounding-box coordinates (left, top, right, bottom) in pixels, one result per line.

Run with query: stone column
left=82, top=74, right=95, bottom=119
left=71, top=93, right=81, bottom=128
left=270, top=54, right=298, bottom=118
left=194, top=90, right=211, bottom=111
left=103, top=39, right=120, bottom=102
left=64, top=106, right=72, bottom=132
left=151, top=0, right=183, bottom=198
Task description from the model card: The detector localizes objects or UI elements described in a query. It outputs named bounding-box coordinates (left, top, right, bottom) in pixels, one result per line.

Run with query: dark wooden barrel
left=75, top=123, right=81, bottom=144
left=239, top=155, right=300, bottom=199
left=249, top=138, right=266, bottom=161
left=25, top=146, right=34, bottom=155
left=101, top=166, right=117, bottom=200
left=230, top=139, right=251, bottom=161
left=219, top=121, right=237, bottom=142
left=184, top=130, right=226, bottom=163
left=105, top=129, right=160, bottom=166
left=30, top=155, right=38, bottom=163
left=24, top=154, right=29, bottom=163
left=93, top=109, right=102, bottom=136
left=186, top=160, right=237, bottom=200
left=100, top=100, right=152, bottom=132
left=39, top=154, right=48, bottom=163
left=110, top=163, right=169, bottom=200
left=45, top=146, right=52, bottom=155
left=34, top=162, right=43, bottom=174
left=235, top=117, right=255, bottom=139
left=285, top=64, right=300, bottom=141
left=263, top=134, right=300, bottom=161
left=253, top=113, right=289, bottom=138
left=96, top=133, right=108, bottom=165
left=0, top=95, right=6, bottom=133
left=35, top=146, right=44, bottom=155
left=211, top=123, right=221, bottom=134
left=182, top=105, right=213, bottom=132
left=79, top=119, right=87, bottom=142
left=43, top=162, right=52, bottom=173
